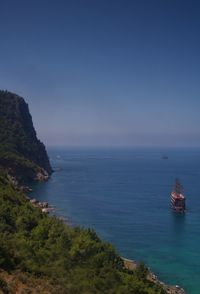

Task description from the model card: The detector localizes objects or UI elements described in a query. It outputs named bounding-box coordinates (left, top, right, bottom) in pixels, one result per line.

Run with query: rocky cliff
left=0, top=90, right=168, bottom=294
left=0, top=90, right=52, bottom=182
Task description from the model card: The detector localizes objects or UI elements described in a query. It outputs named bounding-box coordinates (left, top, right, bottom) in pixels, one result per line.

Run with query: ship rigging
left=171, top=179, right=186, bottom=212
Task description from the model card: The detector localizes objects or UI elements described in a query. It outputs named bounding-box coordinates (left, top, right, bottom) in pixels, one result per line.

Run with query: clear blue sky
left=0, top=0, right=200, bottom=147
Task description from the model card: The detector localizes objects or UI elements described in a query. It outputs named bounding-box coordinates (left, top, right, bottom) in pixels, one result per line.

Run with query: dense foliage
left=0, top=172, right=165, bottom=293
left=0, top=90, right=52, bottom=182
left=0, top=90, right=166, bottom=293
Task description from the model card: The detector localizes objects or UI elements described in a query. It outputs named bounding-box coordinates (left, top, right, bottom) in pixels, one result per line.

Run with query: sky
left=0, top=0, right=200, bottom=147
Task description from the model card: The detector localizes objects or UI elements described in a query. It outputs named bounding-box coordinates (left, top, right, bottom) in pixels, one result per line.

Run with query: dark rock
left=0, top=90, right=52, bottom=182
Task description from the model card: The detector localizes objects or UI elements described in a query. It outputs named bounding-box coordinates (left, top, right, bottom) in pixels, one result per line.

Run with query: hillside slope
left=0, top=90, right=165, bottom=293
left=0, top=171, right=165, bottom=294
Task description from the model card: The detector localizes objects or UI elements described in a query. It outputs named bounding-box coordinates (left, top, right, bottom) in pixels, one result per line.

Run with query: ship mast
left=174, top=178, right=183, bottom=194
left=171, top=178, right=186, bottom=212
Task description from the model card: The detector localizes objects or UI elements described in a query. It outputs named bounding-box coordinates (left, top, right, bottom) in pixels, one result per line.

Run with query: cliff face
left=0, top=91, right=167, bottom=294
left=0, top=90, right=52, bottom=182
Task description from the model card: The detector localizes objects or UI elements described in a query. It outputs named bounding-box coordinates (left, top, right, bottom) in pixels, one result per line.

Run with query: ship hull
left=171, top=192, right=186, bottom=212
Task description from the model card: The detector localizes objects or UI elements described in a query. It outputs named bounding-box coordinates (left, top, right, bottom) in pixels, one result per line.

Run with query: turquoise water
left=31, top=148, right=200, bottom=293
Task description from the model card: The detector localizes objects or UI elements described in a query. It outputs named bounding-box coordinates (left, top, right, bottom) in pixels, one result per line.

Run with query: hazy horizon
left=44, top=133, right=200, bottom=148
left=1, top=0, right=200, bottom=147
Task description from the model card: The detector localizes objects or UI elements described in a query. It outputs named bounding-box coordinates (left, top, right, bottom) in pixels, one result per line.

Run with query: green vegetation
left=0, top=90, right=166, bottom=293
left=0, top=90, right=52, bottom=182
left=0, top=172, right=165, bottom=293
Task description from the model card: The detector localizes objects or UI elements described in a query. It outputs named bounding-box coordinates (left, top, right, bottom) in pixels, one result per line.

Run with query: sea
left=30, top=147, right=200, bottom=294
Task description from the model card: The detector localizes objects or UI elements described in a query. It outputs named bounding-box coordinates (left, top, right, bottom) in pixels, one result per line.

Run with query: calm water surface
left=31, top=148, right=200, bottom=294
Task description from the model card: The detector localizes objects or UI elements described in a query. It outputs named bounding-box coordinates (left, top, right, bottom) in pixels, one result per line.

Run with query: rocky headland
left=0, top=90, right=52, bottom=183
left=0, top=90, right=185, bottom=293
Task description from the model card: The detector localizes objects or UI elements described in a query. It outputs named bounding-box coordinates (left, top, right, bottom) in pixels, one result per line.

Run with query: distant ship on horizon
left=161, top=155, right=168, bottom=159
left=171, top=179, right=186, bottom=212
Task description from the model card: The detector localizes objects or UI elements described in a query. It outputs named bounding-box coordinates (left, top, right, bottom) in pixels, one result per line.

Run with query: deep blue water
left=31, top=148, right=200, bottom=293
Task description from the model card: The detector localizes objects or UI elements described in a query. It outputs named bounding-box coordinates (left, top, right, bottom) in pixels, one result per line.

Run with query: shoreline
left=122, top=258, right=186, bottom=294
left=26, top=188, right=186, bottom=294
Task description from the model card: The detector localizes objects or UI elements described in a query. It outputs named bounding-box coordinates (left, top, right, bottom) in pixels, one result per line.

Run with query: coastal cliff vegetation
left=0, top=90, right=52, bottom=183
left=0, top=91, right=165, bottom=293
left=0, top=172, right=165, bottom=293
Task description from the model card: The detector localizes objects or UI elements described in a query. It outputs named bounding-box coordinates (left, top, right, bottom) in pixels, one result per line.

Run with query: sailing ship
left=171, top=179, right=186, bottom=212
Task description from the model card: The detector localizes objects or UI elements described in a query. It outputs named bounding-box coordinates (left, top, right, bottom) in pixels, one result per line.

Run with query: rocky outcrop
left=0, top=90, right=52, bottom=182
